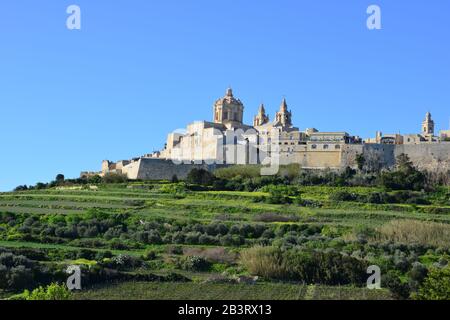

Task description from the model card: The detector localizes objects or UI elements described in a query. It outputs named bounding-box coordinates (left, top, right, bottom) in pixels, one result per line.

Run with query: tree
left=415, top=266, right=450, bottom=300
left=87, top=175, right=102, bottom=184
left=35, top=182, right=47, bottom=190
left=380, top=154, right=426, bottom=191
left=355, top=153, right=365, bottom=171
left=55, top=174, right=65, bottom=184
left=14, top=185, right=28, bottom=192
left=396, top=153, right=414, bottom=172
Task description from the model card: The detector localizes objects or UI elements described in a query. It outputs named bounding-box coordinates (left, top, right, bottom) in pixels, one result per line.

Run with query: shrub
left=409, top=262, right=428, bottom=292
left=111, top=254, right=143, bottom=270
left=166, top=245, right=183, bottom=255
left=198, top=234, right=218, bottom=245
left=329, top=191, right=357, bottom=202
left=87, top=175, right=102, bottom=184
left=186, top=169, right=216, bottom=186
left=159, top=183, right=188, bottom=195
left=220, top=234, right=245, bottom=246
left=415, top=266, right=450, bottom=300
left=379, top=154, right=426, bottom=191
left=265, top=193, right=292, bottom=205
left=183, top=247, right=237, bottom=264
left=0, top=252, right=41, bottom=291
left=20, top=283, right=72, bottom=301
left=365, top=192, right=389, bottom=204
left=384, top=271, right=411, bottom=300
left=214, top=166, right=262, bottom=180
left=240, top=246, right=367, bottom=285
left=102, top=173, right=128, bottom=184
left=143, top=250, right=157, bottom=261
left=181, top=256, right=212, bottom=272
left=260, top=185, right=301, bottom=197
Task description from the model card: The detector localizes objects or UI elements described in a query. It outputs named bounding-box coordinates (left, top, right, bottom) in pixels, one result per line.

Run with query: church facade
left=158, top=88, right=360, bottom=169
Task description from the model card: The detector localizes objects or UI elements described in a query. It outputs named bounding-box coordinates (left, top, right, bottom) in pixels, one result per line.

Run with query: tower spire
left=274, top=97, right=292, bottom=127
left=422, top=111, right=435, bottom=138
left=259, top=103, right=266, bottom=114
left=280, top=97, right=288, bottom=112
left=253, top=103, right=269, bottom=127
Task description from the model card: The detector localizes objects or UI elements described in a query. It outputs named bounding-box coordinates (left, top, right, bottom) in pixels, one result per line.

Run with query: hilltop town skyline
left=1, top=1, right=450, bottom=191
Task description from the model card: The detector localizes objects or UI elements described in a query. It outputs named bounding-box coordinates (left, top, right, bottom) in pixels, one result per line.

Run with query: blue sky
left=0, top=0, right=449, bottom=191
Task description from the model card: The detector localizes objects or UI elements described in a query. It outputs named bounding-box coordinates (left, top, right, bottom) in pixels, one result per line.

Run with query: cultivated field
left=0, top=181, right=449, bottom=300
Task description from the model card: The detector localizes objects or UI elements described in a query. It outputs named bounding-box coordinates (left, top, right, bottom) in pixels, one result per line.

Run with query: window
left=323, top=144, right=329, bottom=150
left=311, top=144, right=317, bottom=149
left=335, top=145, right=341, bottom=150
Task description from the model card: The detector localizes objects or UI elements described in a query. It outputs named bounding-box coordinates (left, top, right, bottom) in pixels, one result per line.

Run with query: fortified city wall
left=105, top=143, right=450, bottom=181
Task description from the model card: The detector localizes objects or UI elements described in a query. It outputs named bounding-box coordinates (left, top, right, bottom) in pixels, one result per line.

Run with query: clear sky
left=0, top=0, right=449, bottom=191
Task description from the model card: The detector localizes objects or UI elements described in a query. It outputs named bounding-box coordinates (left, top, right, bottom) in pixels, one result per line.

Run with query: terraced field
left=0, top=183, right=449, bottom=300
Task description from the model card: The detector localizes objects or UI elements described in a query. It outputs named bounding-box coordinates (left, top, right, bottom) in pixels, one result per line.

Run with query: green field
left=74, top=282, right=392, bottom=300
left=1, top=182, right=449, bottom=300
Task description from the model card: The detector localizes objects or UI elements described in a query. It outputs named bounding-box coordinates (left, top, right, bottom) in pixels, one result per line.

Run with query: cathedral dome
left=213, top=88, right=244, bottom=125
left=215, top=88, right=244, bottom=106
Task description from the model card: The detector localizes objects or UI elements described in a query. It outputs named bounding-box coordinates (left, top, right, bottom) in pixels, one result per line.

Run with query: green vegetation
left=240, top=246, right=367, bottom=285
left=73, top=281, right=392, bottom=300
left=0, top=159, right=449, bottom=300
left=415, top=266, right=450, bottom=300
left=373, top=220, right=450, bottom=248
left=11, top=283, right=72, bottom=300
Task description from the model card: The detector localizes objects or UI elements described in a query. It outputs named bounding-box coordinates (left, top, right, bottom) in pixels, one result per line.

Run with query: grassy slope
left=1, top=184, right=448, bottom=300
left=1, top=186, right=449, bottom=250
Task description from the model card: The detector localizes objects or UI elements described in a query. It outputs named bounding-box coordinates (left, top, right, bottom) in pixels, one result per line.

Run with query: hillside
left=0, top=181, right=449, bottom=300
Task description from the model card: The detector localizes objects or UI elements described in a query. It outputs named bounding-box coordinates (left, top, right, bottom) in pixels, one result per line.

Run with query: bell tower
left=274, top=98, right=292, bottom=128
left=253, top=104, right=269, bottom=127
left=422, top=112, right=435, bottom=137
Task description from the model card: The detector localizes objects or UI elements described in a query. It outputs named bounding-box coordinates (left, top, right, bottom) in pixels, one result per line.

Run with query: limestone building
left=365, top=112, right=441, bottom=145
left=158, top=88, right=360, bottom=169
left=92, top=89, right=450, bottom=180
